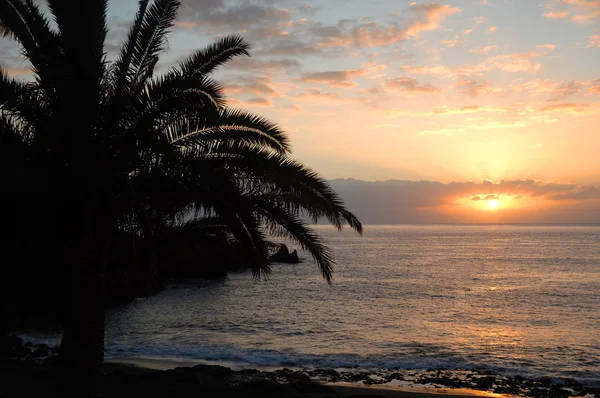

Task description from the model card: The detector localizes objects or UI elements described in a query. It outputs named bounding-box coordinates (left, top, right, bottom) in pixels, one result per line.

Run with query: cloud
left=543, top=11, right=570, bottom=18
left=395, top=105, right=522, bottom=117
left=456, top=79, right=502, bottom=96
left=510, top=78, right=582, bottom=100
left=298, top=69, right=366, bottom=88
left=317, top=3, right=460, bottom=49
left=537, top=44, right=557, bottom=50
left=227, top=57, right=302, bottom=72
left=404, top=3, right=462, bottom=37
left=585, top=79, right=600, bottom=95
left=225, top=77, right=280, bottom=98
left=384, top=77, right=441, bottom=94
left=469, top=45, right=497, bottom=54
left=482, top=52, right=541, bottom=73
left=326, top=179, right=599, bottom=224
left=543, top=0, right=600, bottom=23
left=401, top=65, right=455, bottom=78
left=404, top=52, right=543, bottom=82
left=548, top=186, right=600, bottom=200
left=258, top=40, right=321, bottom=56
left=177, top=3, right=291, bottom=30
left=441, top=39, right=458, bottom=48
left=472, top=194, right=499, bottom=201
left=586, top=34, right=600, bottom=48
left=487, top=26, right=497, bottom=33
left=536, top=102, right=587, bottom=113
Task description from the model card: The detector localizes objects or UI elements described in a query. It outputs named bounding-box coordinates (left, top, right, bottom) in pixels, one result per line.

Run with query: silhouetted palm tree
left=0, top=0, right=362, bottom=394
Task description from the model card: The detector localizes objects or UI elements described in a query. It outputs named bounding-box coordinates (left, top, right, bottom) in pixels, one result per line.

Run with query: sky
left=2, top=0, right=600, bottom=223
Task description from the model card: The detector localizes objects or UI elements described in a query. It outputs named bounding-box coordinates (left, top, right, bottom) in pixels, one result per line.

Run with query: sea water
left=103, top=225, right=600, bottom=385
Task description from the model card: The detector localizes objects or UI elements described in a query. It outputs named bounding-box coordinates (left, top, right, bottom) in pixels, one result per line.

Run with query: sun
left=488, top=199, right=499, bottom=209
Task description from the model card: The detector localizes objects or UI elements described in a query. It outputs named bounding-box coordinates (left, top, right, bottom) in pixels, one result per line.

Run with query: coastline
left=105, top=359, right=515, bottom=397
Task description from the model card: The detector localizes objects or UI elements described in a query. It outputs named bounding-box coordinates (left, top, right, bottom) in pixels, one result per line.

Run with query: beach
left=103, top=360, right=516, bottom=397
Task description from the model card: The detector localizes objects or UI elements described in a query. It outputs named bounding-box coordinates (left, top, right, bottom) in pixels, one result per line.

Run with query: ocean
left=102, top=225, right=600, bottom=386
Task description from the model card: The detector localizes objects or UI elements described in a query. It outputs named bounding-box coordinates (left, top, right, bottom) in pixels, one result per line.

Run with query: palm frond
left=186, top=144, right=363, bottom=233
left=191, top=178, right=271, bottom=279
left=177, top=35, right=250, bottom=76
left=166, top=108, right=289, bottom=155
left=0, top=0, right=58, bottom=80
left=112, top=0, right=150, bottom=94
left=258, top=204, right=335, bottom=282
left=128, top=0, right=181, bottom=91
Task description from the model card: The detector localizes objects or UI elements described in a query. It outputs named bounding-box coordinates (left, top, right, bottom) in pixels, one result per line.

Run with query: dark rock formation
left=269, top=244, right=300, bottom=264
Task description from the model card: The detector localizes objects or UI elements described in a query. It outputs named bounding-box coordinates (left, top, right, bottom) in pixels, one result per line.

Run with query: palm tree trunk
left=58, top=212, right=106, bottom=397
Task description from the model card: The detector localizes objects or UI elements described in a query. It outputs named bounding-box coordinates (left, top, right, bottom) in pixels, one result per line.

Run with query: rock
left=269, top=244, right=300, bottom=264
left=0, top=333, right=30, bottom=358
left=31, top=347, right=49, bottom=358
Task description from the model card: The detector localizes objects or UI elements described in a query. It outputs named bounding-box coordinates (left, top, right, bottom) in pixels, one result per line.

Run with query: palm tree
left=0, top=0, right=362, bottom=393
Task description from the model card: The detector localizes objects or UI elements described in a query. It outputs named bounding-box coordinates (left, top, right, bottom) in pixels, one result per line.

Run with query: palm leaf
left=177, top=35, right=250, bottom=76
left=128, top=0, right=181, bottom=91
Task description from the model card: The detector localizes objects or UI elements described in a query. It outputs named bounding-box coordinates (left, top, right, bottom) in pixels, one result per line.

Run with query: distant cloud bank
left=327, top=179, right=600, bottom=224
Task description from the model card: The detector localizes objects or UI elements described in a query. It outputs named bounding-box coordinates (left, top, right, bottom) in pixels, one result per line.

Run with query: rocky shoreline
left=2, top=334, right=599, bottom=397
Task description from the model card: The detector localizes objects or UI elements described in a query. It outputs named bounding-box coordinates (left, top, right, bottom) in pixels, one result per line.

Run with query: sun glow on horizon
left=488, top=200, right=499, bottom=210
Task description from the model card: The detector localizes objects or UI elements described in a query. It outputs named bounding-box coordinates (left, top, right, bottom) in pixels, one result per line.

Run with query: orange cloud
left=545, top=0, right=600, bottom=23
left=537, top=44, right=557, bottom=49
left=586, top=34, right=600, bottom=48
left=536, top=102, right=587, bottom=113
left=542, top=11, right=570, bottom=18
left=585, top=79, right=600, bottom=95
left=404, top=3, right=461, bottom=38
left=395, top=105, right=522, bottom=117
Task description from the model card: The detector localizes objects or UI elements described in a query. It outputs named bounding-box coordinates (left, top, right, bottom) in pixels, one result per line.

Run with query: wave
left=104, top=341, right=600, bottom=386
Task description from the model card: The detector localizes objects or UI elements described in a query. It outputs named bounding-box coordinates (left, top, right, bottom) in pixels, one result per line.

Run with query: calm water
left=104, top=225, right=600, bottom=385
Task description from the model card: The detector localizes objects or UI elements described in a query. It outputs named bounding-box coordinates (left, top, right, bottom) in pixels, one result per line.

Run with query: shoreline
left=105, top=359, right=514, bottom=397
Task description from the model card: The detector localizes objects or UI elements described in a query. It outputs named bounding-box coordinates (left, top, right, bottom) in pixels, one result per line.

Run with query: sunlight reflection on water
left=105, top=225, right=600, bottom=385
